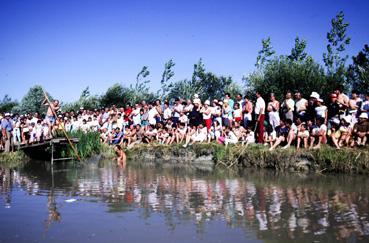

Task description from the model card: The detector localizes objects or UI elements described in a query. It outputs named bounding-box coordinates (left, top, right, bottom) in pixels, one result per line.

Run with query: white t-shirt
left=173, top=104, right=183, bottom=117
left=255, top=97, right=265, bottom=115
left=315, top=106, right=327, bottom=118
left=164, top=108, right=172, bottom=120
left=202, top=107, right=212, bottom=120
left=148, top=108, right=158, bottom=125
left=234, top=108, right=242, bottom=118
left=131, top=109, right=141, bottom=125
left=295, top=98, right=308, bottom=112
left=284, top=98, right=295, bottom=112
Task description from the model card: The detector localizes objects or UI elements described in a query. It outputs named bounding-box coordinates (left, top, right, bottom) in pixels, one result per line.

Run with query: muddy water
left=0, top=160, right=368, bottom=243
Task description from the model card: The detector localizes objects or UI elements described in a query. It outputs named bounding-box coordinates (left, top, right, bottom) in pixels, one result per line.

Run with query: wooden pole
left=42, top=89, right=82, bottom=161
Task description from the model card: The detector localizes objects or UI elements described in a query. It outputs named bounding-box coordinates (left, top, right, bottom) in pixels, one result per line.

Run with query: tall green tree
left=100, top=83, right=126, bottom=107
left=255, top=37, right=276, bottom=69
left=0, top=95, right=19, bottom=113
left=192, top=58, right=206, bottom=81
left=19, top=85, right=52, bottom=114
left=167, top=79, right=201, bottom=101
left=246, top=56, right=328, bottom=101
left=159, top=59, right=175, bottom=99
left=190, top=58, right=242, bottom=100
left=348, top=44, right=369, bottom=92
left=63, top=86, right=101, bottom=111
left=289, top=37, right=308, bottom=62
left=323, top=11, right=351, bottom=89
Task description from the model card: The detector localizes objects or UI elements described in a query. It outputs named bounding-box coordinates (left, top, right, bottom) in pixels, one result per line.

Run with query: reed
left=67, top=131, right=102, bottom=160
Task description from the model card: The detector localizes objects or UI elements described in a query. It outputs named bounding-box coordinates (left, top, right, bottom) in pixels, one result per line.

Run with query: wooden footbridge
left=14, top=138, right=79, bottom=164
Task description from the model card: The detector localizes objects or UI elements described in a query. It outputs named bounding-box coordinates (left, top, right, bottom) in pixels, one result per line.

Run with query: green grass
left=66, top=131, right=103, bottom=160
left=0, top=151, right=28, bottom=168
left=127, top=143, right=369, bottom=174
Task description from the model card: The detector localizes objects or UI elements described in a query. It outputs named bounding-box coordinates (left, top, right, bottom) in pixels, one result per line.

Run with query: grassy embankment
left=0, top=151, right=28, bottom=168
left=127, top=143, right=369, bottom=174
left=2, top=130, right=368, bottom=174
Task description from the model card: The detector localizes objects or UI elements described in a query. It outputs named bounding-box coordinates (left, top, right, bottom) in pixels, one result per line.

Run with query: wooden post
left=51, top=141, right=54, bottom=166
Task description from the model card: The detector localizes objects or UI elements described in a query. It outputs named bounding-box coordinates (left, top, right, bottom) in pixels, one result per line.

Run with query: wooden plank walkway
left=1, top=138, right=79, bottom=164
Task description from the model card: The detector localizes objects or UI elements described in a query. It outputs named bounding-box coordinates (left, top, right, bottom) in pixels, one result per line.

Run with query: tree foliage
left=0, top=95, right=19, bottom=113
left=159, top=59, right=175, bottom=99
left=18, top=85, right=52, bottom=114
left=289, top=37, right=308, bottom=62
left=348, top=44, right=369, bottom=92
left=246, top=56, right=329, bottom=101
left=63, top=86, right=101, bottom=111
left=255, top=37, right=276, bottom=69
left=323, top=11, right=351, bottom=90
left=167, top=79, right=201, bottom=101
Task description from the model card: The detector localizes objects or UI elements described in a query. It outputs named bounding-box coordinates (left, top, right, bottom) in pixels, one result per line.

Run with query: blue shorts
left=47, top=116, right=56, bottom=125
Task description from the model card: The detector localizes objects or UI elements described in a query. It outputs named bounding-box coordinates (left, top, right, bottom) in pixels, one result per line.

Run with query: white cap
left=204, top=100, right=210, bottom=105
left=343, top=116, right=351, bottom=123
left=310, top=92, right=320, bottom=99
left=359, top=113, right=368, bottom=119
left=317, top=98, right=323, bottom=103
left=194, top=94, right=199, bottom=98
left=4, top=113, right=10, bottom=117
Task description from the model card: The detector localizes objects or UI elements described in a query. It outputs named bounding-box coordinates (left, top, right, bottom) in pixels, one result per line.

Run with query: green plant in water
left=66, top=131, right=102, bottom=160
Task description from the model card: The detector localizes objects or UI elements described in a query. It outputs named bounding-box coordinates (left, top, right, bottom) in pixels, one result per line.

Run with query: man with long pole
left=42, top=89, right=81, bottom=161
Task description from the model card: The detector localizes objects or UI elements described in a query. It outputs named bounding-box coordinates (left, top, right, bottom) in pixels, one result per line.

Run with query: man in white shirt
left=147, top=103, right=158, bottom=126
left=255, top=91, right=266, bottom=143
left=281, top=92, right=295, bottom=121
left=172, top=98, right=183, bottom=127
left=295, top=92, right=308, bottom=121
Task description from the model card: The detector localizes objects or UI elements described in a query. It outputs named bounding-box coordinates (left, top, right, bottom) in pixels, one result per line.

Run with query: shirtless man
left=43, top=99, right=60, bottom=138
left=114, top=145, right=126, bottom=167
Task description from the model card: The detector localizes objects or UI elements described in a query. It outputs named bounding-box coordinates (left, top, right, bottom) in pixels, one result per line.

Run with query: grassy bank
left=127, top=143, right=369, bottom=174
left=0, top=151, right=28, bottom=168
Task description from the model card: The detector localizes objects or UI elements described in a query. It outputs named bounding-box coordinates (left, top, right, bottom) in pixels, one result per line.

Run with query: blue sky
left=0, top=0, right=368, bottom=102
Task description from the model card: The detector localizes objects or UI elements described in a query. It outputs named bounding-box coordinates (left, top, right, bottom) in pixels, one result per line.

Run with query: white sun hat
left=359, top=113, right=368, bottom=119
left=310, top=92, right=320, bottom=99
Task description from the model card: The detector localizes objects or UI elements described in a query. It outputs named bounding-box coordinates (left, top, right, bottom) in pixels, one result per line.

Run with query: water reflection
left=1, top=161, right=369, bottom=242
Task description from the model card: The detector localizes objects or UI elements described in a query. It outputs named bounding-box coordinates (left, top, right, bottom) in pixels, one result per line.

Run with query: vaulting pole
left=42, top=88, right=82, bottom=161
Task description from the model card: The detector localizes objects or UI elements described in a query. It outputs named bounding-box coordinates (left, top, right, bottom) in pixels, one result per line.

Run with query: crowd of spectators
left=1, top=89, right=369, bottom=152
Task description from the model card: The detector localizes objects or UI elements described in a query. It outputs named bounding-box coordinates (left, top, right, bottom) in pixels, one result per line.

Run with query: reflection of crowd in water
left=1, top=166, right=369, bottom=241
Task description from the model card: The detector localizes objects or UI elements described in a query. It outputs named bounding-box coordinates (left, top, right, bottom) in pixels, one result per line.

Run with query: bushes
left=68, top=131, right=102, bottom=160
left=0, top=151, right=28, bottom=168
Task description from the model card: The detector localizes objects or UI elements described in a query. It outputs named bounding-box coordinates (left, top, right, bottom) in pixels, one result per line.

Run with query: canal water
left=0, top=160, right=369, bottom=243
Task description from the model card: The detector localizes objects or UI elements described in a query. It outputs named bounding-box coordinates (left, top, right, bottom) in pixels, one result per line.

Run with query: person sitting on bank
left=351, top=113, right=369, bottom=147
left=269, top=120, right=290, bottom=151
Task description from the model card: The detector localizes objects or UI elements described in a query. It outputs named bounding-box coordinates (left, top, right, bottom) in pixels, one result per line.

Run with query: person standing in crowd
left=315, top=98, right=328, bottom=124
left=281, top=91, right=295, bottom=121
left=267, top=93, right=280, bottom=130
left=1, top=113, right=13, bottom=152
left=361, top=92, right=369, bottom=116
left=243, top=95, right=253, bottom=128
left=295, top=92, right=308, bottom=121
left=255, top=91, right=266, bottom=143
left=200, top=100, right=212, bottom=131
